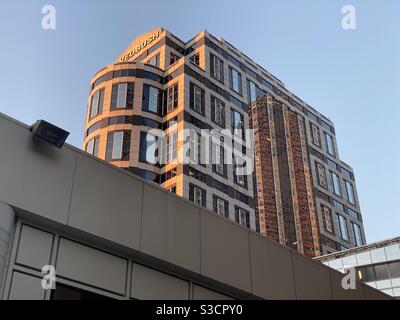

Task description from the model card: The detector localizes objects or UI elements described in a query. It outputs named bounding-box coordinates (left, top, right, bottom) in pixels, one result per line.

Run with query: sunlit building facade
left=84, top=28, right=256, bottom=230
left=83, top=28, right=366, bottom=255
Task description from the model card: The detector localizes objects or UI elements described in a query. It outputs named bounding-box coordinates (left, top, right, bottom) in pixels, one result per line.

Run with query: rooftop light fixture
left=30, top=120, right=70, bottom=149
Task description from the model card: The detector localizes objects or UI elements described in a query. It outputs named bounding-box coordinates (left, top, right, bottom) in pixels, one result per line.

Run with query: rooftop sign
left=116, top=30, right=161, bottom=63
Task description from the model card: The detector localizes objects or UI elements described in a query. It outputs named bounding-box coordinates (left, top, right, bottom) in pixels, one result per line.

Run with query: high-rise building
left=83, top=27, right=366, bottom=256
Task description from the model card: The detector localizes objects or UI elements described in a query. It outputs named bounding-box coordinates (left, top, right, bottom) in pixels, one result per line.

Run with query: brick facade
left=251, top=95, right=323, bottom=257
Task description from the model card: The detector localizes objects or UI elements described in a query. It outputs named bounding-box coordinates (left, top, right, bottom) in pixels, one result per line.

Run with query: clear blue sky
left=0, top=0, right=398, bottom=243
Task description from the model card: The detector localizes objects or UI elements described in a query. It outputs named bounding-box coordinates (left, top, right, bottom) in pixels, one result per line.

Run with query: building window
left=189, top=184, right=206, bottom=207
left=352, top=223, right=363, bottom=246
left=85, top=136, right=100, bottom=157
left=247, top=79, right=257, bottom=103
left=231, top=109, right=244, bottom=137
left=166, top=83, right=178, bottom=113
left=194, top=86, right=202, bottom=113
left=111, top=83, right=134, bottom=109
left=247, top=79, right=266, bottom=104
left=374, top=264, right=391, bottom=284
left=321, top=205, right=334, bottom=234
left=169, top=52, right=180, bottom=66
left=210, top=53, right=224, bottom=83
left=341, top=167, right=352, bottom=179
left=147, top=54, right=160, bottom=67
left=190, top=53, right=200, bottom=66
left=324, top=132, right=335, bottom=156
left=321, top=121, right=332, bottom=132
left=139, top=131, right=158, bottom=164
left=213, top=195, right=229, bottom=218
left=348, top=208, right=360, bottom=221
left=336, top=214, right=349, bottom=241
left=333, top=199, right=344, bottom=212
left=389, top=261, right=400, bottom=279
left=190, top=82, right=204, bottom=115
left=89, top=89, right=104, bottom=119
left=233, top=156, right=247, bottom=188
left=316, top=162, right=328, bottom=189
left=187, top=131, right=203, bottom=165
left=330, top=172, right=342, bottom=197
left=229, top=67, right=242, bottom=95
left=357, top=266, right=376, bottom=283
left=213, top=138, right=225, bottom=177
left=106, top=131, right=130, bottom=161
left=235, top=206, right=250, bottom=228
left=311, top=123, right=321, bottom=147
left=211, top=96, right=225, bottom=127
left=142, top=84, right=161, bottom=114
left=166, top=131, right=178, bottom=163
left=326, top=158, right=338, bottom=170
left=345, top=180, right=356, bottom=205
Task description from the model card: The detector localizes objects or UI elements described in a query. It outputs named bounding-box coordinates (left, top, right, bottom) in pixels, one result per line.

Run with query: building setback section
left=0, top=112, right=390, bottom=300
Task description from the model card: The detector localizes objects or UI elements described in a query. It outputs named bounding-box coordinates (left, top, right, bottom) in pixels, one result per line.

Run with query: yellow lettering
left=117, top=30, right=161, bottom=63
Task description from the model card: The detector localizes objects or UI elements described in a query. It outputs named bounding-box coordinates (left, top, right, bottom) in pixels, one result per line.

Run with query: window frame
left=89, top=88, right=104, bottom=119
left=190, top=82, right=205, bottom=116
left=169, top=52, right=180, bottom=66
left=352, top=222, right=363, bottom=246
left=166, top=83, right=178, bottom=113
left=330, top=171, right=342, bottom=197
left=229, top=66, right=242, bottom=95
left=85, top=136, right=100, bottom=157
left=324, top=132, right=335, bottom=156
left=189, top=183, right=206, bottom=207
left=142, top=84, right=162, bottom=115
left=106, top=131, right=130, bottom=161
left=111, top=82, right=134, bottom=110
left=147, top=53, right=160, bottom=67
left=336, top=213, right=349, bottom=242
left=213, top=195, right=229, bottom=218
left=210, top=53, right=224, bottom=83
left=211, top=95, right=226, bottom=127
left=166, top=131, right=178, bottom=163
left=345, top=180, right=356, bottom=205
left=139, top=131, right=158, bottom=165
left=235, top=206, right=250, bottom=229
left=190, top=53, right=200, bottom=66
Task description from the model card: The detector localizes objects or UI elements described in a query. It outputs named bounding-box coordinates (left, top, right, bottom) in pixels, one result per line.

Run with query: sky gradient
left=0, top=0, right=399, bottom=243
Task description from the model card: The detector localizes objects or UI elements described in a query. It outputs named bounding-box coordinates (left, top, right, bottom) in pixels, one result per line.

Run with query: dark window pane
left=374, top=264, right=391, bottom=281
left=389, top=261, right=400, bottom=278
left=359, top=265, right=376, bottom=282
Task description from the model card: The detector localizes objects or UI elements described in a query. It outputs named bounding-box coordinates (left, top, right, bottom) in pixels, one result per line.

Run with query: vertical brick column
left=287, top=111, right=318, bottom=256
left=272, top=101, right=297, bottom=251
left=250, top=95, right=322, bottom=257
left=251, top=97, right=280, bottom=242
